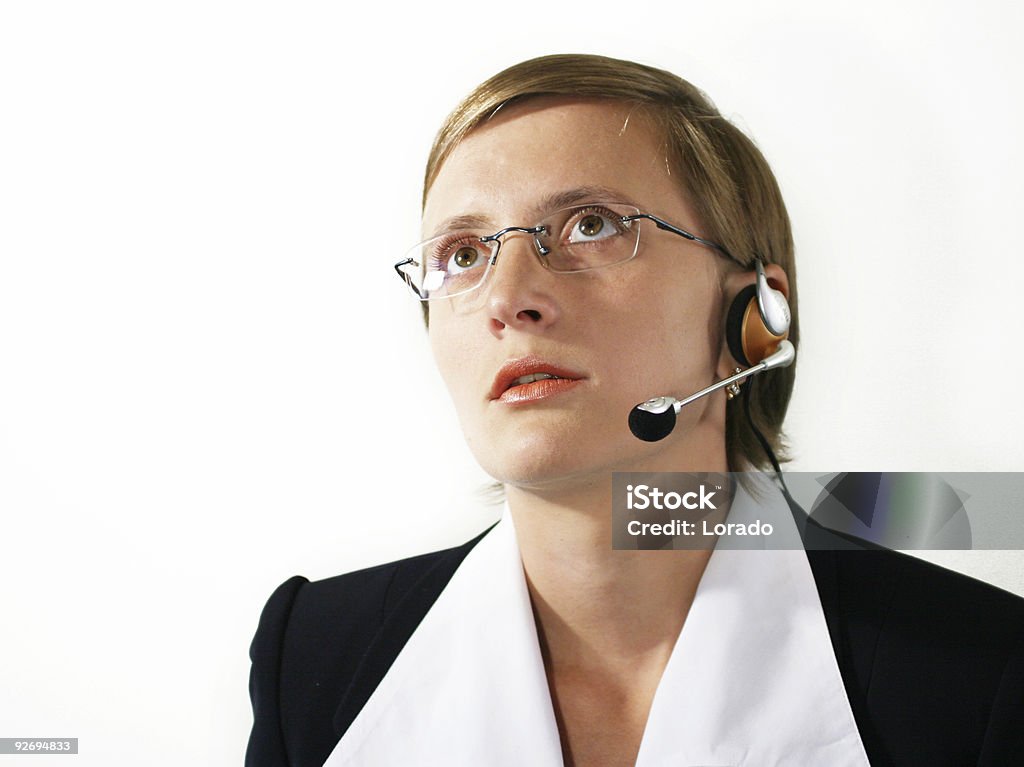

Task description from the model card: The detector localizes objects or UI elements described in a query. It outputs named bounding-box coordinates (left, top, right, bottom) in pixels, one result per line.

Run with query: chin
left=473, top=444, right=587, bottom=488
left=466, top=423, right=647, bottom=491
left=472, top=413, right=729, bottom=492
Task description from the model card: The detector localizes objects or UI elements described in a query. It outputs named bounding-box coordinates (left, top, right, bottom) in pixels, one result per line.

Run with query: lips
left=489, top=356, right=584, bottom=404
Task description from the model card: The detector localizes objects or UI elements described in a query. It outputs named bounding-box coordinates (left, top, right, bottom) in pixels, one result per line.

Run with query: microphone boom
left=628, top=341, right=795, bottom=442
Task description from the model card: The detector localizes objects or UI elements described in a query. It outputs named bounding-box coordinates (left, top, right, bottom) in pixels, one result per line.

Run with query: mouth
left=489, top=357, right=584, bottom=404
left=510, top=372, right=563, bottom=386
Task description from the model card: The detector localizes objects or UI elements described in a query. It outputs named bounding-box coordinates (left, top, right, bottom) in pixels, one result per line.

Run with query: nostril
left=519, top=309, right=542, bottom=321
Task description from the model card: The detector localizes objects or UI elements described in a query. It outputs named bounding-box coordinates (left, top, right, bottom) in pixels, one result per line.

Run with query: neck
left=505, top=432, right=728, bottom=676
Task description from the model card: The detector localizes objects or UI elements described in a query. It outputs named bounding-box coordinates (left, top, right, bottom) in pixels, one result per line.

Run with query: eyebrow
left=427, top=185, right=632, bottom=238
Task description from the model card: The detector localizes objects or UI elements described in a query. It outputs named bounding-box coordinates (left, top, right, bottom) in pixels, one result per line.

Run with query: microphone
left=628, top=340, right=796, bottom=442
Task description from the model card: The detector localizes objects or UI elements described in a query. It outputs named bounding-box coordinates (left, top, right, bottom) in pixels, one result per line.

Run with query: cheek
left=428, top=316, right=479, bottom=413
left=428, top=322, right=458, bottom=390
left=608, top=267, right=721, bottom=383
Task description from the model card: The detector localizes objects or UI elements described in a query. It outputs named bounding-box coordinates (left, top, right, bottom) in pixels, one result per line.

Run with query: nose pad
left=533, top=226, right=551, bottom=258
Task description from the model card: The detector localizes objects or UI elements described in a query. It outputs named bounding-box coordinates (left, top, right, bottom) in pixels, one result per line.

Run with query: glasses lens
left=400, top=234, right=494, bottom=300
left=536, top=203, right=640, bottom=272
left=396, top=203, right=641, bottom=300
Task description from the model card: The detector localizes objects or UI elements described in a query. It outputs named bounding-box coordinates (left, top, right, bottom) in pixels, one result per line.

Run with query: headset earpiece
left=754, top=259, right=791, bottom=337
left=726, top=264, right=790, bottom=367
left=726, top=284, right=759, bottom=367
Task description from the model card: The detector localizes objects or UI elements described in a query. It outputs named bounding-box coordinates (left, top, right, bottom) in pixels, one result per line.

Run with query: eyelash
left=427, top=234, right=482, bottom=268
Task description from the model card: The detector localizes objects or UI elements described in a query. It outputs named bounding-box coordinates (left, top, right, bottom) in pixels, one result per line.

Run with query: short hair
left=421, top=53, right=798, bottom=472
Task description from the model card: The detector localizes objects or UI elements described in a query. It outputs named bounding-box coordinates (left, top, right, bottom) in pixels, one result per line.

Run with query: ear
left=717, top=263, right=791, bottom=379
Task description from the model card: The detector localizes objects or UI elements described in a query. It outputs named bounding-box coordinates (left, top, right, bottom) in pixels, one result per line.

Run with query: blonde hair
left=422, top=53, right=798, bottom=471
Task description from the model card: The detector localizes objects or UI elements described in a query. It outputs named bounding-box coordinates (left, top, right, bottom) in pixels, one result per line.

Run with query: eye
left=428, top=236, right=487, bottom=274
left=450, top=245, right=482, bottom=272
left=565, top=208, right=626, bottom=245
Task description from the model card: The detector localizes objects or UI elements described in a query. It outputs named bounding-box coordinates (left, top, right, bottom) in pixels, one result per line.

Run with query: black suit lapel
left=331, top=524, right=495, bottom=738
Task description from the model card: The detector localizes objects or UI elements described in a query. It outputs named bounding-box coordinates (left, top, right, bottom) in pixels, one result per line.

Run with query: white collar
left=324, top=476, right=870, bottom=767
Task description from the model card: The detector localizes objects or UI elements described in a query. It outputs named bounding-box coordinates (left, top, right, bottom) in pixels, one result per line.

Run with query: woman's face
left=424, top=98, right=732, bottom=492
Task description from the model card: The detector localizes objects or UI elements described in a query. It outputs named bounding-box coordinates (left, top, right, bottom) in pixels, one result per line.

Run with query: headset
left=726, top=259, right=791, bottom=368
left=628, top=258, right=795, bottom=446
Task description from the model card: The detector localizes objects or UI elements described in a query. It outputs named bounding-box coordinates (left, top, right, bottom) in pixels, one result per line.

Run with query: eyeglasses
left=393, top=201, right=741, bottom=301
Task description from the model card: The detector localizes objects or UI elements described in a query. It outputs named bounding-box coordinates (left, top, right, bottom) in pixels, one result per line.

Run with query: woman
left=247, top=54, right=1024, bottom=766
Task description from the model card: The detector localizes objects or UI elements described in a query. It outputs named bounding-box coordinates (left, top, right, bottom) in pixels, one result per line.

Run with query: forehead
left=422, top=98, right=691, bottom=235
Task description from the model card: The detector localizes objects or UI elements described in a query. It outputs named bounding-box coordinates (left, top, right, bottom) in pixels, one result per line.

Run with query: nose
left=483, top=232, right=561, bottom=337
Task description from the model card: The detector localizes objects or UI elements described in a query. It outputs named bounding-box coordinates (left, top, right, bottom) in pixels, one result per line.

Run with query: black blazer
left=246, top=522, right=1024, bottom=767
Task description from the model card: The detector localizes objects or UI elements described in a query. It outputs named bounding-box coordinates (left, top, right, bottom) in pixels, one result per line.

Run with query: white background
left=1, top=1, right=1022, bottom=764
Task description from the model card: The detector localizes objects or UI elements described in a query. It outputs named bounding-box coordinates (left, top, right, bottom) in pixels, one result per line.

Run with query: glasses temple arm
left=394, top=258, right=425, bottom=299
left=623, top=213, right=744, bottom=266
